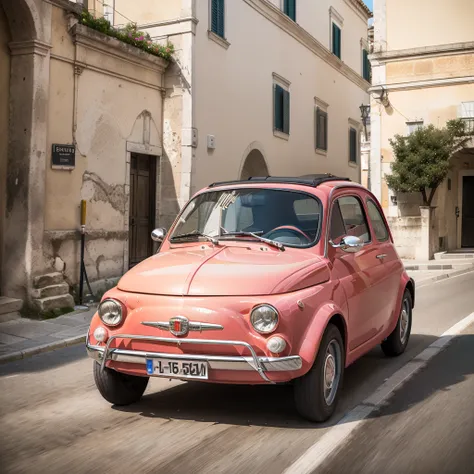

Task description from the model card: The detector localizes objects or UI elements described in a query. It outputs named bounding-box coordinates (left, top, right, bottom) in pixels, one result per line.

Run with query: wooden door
left=461, top=176, right=474, bottom=248
left=129, top=153, right=156, bottom=267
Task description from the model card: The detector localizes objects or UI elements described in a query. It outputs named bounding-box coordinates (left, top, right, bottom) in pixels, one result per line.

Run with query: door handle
left=376, top=254, right=387, bottom=260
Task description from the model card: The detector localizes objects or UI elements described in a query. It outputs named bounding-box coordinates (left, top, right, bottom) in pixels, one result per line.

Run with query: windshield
left=170, top=188, right=322, bottom=248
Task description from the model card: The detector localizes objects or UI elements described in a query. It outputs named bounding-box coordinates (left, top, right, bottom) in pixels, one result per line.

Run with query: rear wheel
left=294, top=324, right=344, bottom=422
left=93, top=362, right=149, bottom=406
left=381, top=289, right=412, bottom=357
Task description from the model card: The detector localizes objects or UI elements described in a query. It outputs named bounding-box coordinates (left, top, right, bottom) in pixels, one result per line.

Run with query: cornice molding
left=72, top=24, right=169, bottom=74
left=9, top=40, right=52, bottom=57
left=344, top=0, right=373, bottom=21
left=243, top=0, right=369, bottom=92
left=369, top=75, right=474, bottom=92
left=371, top=41, right=474, bottom=63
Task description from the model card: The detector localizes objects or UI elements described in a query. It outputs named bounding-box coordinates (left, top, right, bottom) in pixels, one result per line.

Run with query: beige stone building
left=0, top=0, right=371, bottom=316
left=0, top=0, right=173, bottom=316
left=369, top=0, right=474, bottom=260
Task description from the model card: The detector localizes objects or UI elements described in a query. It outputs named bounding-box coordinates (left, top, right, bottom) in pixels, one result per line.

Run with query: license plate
left=146, top=358, right=208, bottom=380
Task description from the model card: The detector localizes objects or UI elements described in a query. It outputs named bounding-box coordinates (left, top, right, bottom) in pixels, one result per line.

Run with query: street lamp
left=359, top=104, right=370, bottom=141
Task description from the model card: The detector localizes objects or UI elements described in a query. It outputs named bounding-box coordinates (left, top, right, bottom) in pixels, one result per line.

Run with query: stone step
left=434, top=251, right=474, bottom=260
left=33, top=294, right=75, bottom=313
left=32, top=283, right=69, bottom=299
left=0, top=296, right=23, bottom=315
left=0, top=311, right=21, bottom=323
left=33, top=272, right=64, bottom=289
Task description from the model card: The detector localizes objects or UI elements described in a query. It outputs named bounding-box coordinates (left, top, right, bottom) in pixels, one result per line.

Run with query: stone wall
left=387, top=216, right=422, bottom=260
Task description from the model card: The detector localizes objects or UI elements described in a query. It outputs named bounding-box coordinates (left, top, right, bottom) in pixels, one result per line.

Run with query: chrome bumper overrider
left=86, top=333, right=302, bottom=383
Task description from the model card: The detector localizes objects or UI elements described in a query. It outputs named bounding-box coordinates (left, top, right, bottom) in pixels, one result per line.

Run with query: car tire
left=294, top=324, right=345, bottom=422
left=93, top=362, right=149, bottom=406
left=381, top=289, right=412, bottom=357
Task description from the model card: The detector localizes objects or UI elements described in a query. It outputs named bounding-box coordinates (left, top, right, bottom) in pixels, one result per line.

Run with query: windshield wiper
left=219, top=231, right=285, bottom=251
left=171, top=231, right=219, bottom=245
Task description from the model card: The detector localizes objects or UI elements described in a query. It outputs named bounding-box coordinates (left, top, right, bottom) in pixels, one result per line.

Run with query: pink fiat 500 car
left=87, top=174, right=414, bottom=422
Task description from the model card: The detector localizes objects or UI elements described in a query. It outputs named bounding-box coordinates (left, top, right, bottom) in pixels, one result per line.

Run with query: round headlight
left=250, top=304, right=279, bottom=334
left=98, top=299, right=123, bottom=327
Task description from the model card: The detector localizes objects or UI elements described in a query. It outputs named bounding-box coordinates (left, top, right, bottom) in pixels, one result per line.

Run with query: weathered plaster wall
left=42, top=7, right=169, bottom=289
left=0, top=6, right=11, bottom=293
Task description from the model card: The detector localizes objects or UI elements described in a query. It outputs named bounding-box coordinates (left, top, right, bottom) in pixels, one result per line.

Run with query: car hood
left=117, top=243, right=329, bottom=296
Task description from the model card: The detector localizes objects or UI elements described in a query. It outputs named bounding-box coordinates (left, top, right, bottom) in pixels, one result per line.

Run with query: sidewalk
left=403, top=259, right=474, bottom=286
left=0, top=305, right=96, bottom=364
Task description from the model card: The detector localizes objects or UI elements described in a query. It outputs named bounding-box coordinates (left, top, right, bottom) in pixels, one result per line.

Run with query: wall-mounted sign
left=51, top=144, right=75, bottom=170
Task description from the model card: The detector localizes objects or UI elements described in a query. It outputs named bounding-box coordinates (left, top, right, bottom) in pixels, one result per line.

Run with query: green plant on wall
left=385, top=119, right=473, bottom=207
left=79, top=10, right=174, bottom=61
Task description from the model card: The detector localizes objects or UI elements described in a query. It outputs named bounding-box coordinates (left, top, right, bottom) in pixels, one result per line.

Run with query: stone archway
left=240, top=148, right=269, bottom=180
left=0, top=0, right=50, bottom=303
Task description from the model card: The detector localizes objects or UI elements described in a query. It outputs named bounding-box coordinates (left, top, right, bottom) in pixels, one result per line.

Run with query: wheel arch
left=406, top=277, right=415, bottom=308
left=298, top=304, right=349, bottom=371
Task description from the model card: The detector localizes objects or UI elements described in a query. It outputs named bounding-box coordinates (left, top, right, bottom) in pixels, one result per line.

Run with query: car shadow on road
left=113, top=333, right=454, bottom=429
left=366, top=333, right=474, bottom=421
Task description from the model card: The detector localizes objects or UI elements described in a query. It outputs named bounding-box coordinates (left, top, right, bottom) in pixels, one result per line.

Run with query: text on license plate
left=146, top=358, right=208, bottom=379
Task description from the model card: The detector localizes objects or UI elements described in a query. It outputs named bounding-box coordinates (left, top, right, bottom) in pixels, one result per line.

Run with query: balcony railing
left=462, top=117, right=474, bottom=134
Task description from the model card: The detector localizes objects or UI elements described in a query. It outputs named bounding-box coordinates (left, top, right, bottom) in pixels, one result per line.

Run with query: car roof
left=206, top=174, right=366, bottom=192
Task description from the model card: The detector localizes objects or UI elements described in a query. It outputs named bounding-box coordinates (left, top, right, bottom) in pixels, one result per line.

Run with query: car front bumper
left=86, top=333, right=303, bottom=383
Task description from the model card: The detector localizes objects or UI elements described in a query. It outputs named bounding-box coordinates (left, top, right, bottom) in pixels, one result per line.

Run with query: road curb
left=415, top=266, right=474, bottom=286
left=0, top=334, right=86, bottom=365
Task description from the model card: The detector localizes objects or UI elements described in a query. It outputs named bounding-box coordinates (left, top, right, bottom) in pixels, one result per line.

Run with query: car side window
left=366, top=199, right=389, bottom=242
left=330, top=196, right=371, bottom=244
left=330, top=201, right=346, bottom=243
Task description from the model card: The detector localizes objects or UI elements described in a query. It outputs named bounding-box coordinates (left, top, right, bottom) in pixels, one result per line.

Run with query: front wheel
left=294, top=324, right=345, bottom=422
left=93, top=362, right=149, bottom=406
left=381, top=289, right=412, bottom=357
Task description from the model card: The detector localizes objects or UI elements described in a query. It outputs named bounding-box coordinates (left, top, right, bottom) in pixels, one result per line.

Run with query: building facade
left=0, top=0, right=371, bottom=315
left=112, top=0, right=372, bottom=196
left=370, top=0, right=474, bottom=259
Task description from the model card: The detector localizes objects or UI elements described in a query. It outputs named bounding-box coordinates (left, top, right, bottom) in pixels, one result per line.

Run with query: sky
left=363, top=0, right=373, bottom=11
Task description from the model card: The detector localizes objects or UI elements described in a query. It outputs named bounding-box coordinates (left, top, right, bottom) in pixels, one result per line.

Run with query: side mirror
left=331, top=235, right=364, bottom=253
left=151, top=228, right=167, bottom=242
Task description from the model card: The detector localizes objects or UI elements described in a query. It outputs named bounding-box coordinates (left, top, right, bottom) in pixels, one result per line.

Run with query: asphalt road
left=1, top=271, right=473, bottom=474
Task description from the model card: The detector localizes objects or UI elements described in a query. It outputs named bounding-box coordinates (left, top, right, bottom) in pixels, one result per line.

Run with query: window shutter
left=283, top=89, right=290, bottom=134
left=333, top=24, right=341, bottom=58
left=211, top=0, right=225, bottom=37
left=218, top=0, right=225, bottom=38
left=284, top=0, right=296, bottom=21
left=363, top=49, right=368, bottom=80
left=274, top=85, right=284, bottom=131
left=323, top=112, right=328, bottom=150
left=349, top=128, right=357, bottom=163
left=211, top=0, right=218, bottom=34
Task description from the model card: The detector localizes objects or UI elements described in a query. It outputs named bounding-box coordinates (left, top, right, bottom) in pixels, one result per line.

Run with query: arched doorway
left=240, top=149, right=269, bottom=180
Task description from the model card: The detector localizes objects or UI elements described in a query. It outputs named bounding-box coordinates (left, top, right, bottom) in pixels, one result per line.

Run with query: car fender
left=298, top=302, right=348, bottom=372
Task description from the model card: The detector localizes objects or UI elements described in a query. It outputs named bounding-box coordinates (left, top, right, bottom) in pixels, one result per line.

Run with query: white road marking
left=284, top=311, right=474, bottom=474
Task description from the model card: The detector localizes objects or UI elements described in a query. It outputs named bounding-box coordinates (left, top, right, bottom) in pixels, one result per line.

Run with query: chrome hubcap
left=323, top=340, right=342, bottom=405
left=400, top=299, right=410, bottom=345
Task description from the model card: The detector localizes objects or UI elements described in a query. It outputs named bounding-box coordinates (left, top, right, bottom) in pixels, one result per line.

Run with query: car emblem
left=169, top=316, right=189, bottom=336
left=141, top=318, right=224, bottom=336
